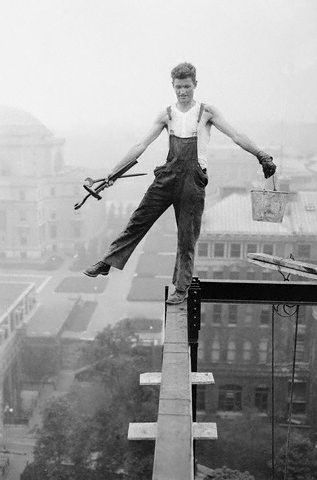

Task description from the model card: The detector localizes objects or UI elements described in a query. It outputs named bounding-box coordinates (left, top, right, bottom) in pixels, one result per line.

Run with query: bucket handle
left=271, top=174, right=277, bottom=191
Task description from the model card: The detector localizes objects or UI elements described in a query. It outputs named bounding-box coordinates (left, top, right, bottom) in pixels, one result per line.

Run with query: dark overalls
left=102, top=103, right=208, bottom=293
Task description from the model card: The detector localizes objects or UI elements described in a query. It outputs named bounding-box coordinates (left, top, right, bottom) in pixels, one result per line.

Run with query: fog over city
left=1, top=1, right=317, bottom=480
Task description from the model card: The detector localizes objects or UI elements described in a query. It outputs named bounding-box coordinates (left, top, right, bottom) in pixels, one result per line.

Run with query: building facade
left=195, top=188, right=317, bottom=430
left=0, top=106, right=105, bottom=262
left=0, top=281, right=37, bottom=427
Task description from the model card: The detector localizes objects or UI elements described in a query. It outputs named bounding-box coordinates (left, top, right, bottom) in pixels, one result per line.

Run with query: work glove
left=257, top=151, right=277, bottom=179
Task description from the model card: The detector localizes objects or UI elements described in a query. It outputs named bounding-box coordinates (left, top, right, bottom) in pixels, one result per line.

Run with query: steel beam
left=199, top=280, right=317, bottom=305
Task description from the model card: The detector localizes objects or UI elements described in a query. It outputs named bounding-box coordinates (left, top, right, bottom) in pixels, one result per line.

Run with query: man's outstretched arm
left=205, top=105, right=276, bottom=178
left=108, top=111, right=168, bottom=179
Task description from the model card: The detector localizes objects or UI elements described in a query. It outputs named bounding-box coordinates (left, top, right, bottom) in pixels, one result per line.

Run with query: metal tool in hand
left=74, top=159, right=146, bottom=210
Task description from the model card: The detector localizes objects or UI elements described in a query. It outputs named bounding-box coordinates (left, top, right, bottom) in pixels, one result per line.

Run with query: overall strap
left=166, top=106, right=174, bottom=134
left=197, top=103, right=205, bottom=123
left=167, top=105, right=172, bottom=121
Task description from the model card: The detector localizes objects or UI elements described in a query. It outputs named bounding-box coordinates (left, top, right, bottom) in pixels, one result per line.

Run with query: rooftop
left=0, top=105, right=52, bottom=137
left=203, top=192, right=291, bottom=236
left=26, top=297, right=75, bottom=337
left=0, top=281, right=33, bottom=318
left=288, top=191, right=317, bottom=236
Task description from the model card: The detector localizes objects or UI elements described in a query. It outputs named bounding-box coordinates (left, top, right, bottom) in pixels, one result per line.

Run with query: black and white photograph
left=0, top=1, right=317, bottom=479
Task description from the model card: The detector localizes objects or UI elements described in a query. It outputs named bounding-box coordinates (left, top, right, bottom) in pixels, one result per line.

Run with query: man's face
left=173, top=77, right=196, bottom=105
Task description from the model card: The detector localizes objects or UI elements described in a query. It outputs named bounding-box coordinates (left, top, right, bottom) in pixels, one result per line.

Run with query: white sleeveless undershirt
left=167, top=102, right=210, bottom=169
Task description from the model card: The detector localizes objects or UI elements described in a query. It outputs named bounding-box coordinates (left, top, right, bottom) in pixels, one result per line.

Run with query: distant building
left=0, top=106, right=105, bottom=262
left=195, top=187, right=317, bottom=429
left=0, top=280, right=37, bottom=424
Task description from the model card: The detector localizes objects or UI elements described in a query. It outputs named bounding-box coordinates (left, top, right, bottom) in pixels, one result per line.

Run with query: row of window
left=196, top=385, right=269, bottom=412
left=197, top=382, right=307, bottom=414
left=200, top=336, right=305, bottom=363
left=17, top=222, right=82, bottom=244
left=197, top=241, right=312, bottom=259
left=201, top=339, right=269, bottom=363
left=205, top=304, right=306, bottom=326
left=206, top=304, right=272, bottom=325
left=197, top=269, right=276, bottom=280
left=198, top=241, right=274, bottom=258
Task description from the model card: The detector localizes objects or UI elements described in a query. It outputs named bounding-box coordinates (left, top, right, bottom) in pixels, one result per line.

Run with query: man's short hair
left=171, top=62, right=197, bottom=85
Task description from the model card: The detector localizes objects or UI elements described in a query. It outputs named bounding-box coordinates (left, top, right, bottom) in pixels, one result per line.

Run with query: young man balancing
left=84, top=62, right=276, bottom=304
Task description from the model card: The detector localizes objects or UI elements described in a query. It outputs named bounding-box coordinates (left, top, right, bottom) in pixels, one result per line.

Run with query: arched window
left=243, top=341, right=252, bottom=361
left=211, top=339, right=220, bottom=362
left=227, top=340, right=236, bottom=362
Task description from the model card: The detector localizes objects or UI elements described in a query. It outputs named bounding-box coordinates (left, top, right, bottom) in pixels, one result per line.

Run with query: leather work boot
left=83, top=261, right=111, bottom=277
left=166, top=289, right=188, bottom=305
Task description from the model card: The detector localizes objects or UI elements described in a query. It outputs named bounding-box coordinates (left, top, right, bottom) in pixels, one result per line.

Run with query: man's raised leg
left=84, top=179, right=172, bottom=277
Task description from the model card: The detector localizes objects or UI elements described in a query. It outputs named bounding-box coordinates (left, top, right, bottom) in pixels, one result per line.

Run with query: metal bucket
left=251, top=188, right=289, bottom=223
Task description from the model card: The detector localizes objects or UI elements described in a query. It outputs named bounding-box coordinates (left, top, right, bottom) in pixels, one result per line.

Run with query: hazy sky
left=0, top=0, right=316, bottom=133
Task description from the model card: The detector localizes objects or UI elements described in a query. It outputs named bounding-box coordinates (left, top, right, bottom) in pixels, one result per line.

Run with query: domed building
left=0, top=106, right=105, bottom=261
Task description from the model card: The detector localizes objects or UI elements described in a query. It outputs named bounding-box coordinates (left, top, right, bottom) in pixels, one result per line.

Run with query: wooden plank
left=128, top=422, right=156, bottom=440
left=193, top=422, right=218, bottom=440
left=128, top=422, right=217, bottom=441
left=140, top=372, right=215, bottom=386
left=247, top=253, right=317, bottom=280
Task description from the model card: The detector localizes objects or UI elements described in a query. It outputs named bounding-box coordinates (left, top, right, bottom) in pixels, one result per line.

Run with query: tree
left=275, top=435, right=317, bottom=480
left=198, top=409, right=287, bottom=479
left=204, top=466, right=255, bottom=479
left=22, top=321, right=160, bottom=480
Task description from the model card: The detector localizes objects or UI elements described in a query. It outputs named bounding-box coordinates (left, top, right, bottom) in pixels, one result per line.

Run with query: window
left=229, top=271, right=239, bottom=280
left=259, top=339, right=268, bottom=363
left=288, top=382, right=306, bottom=414
left=50, top=187, right=56, bottom=196
left=243, top=341, right=252, bottom=361
left=198, top=341, right=204, bottom=361
left=262, top=270, right=273, bottom=281
left=211, top=339, right=220, bottom=362
left=197, top=385, right=206, bottom=411
left=213, top=305, right=222, bottom=324
left=19, top=190, right=26, bottom=201
left=245, top=305, right=253, bottom=324
left=255, top=387, right=269, bottom=412
left=227, top=341, right=236, bottom=362
left=214, top=243, right=225, bottom=258
left=228, top=305, right=238, bottom=325
left=296, top=337, right=305, bottom=361
left=197, top=270, right=208, bottom=279
left=19, top=211, right=26, bottom=222
left=260, top=306, right=270, bottom=325
left=20, top=235, right=27, bottom=245
left=298, top=307, right=306, bottom=324
left=213, top=270, right=224, bottom=279
left=246, top=243, right=257, bottom=255
left=218, top=385, right=242, bottom=411
left=263, top=244, right=274, bottom=255
left=230, top=243, right=241, bottom=258
left=298, top=244, right=311, bottom=259
left=246, top=269, right=255, bottom=280
left=50, top=225, right=57, bottom=238
left=201, top=308, right=206, bottom=327
left=51, top=211, right=57, bottom=220
left=198, top=242, right=208, bottom=257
